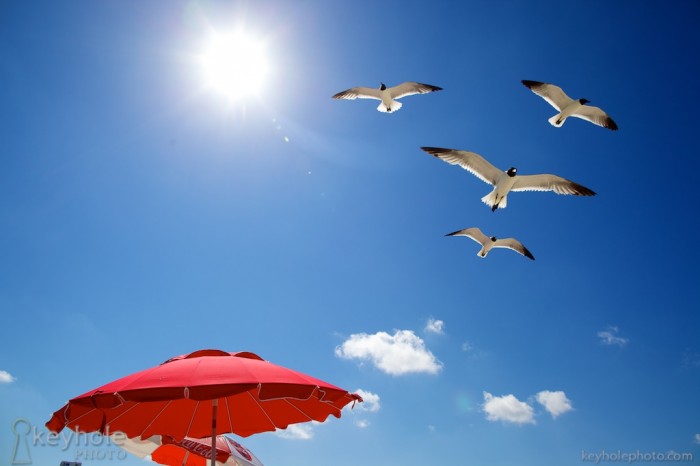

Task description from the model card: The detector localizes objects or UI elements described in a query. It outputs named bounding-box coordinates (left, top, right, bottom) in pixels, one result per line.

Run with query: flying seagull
left=332, top=82, right=442, bottom=113
left=421, top=146, right=596, bottom=211
left=522, top=80, right=618, bottom=131
left=446, top=227, right=535, bottom=260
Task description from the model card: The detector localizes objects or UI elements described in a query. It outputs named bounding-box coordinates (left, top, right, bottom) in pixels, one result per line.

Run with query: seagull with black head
left=421, top=147, right=596, bottom=211
left=446, top=227, right=535, bottom=260
left=332, top=81, right=442, bottom=113
left=522, top=80, right=618, bottom=130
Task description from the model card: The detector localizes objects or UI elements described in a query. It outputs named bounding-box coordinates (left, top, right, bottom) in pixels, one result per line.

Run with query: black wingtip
left=416, top=82, right=443, bottom=92
left=572, top=183, right=597, bottom=197
left=445, top=229, right=461, bottom=237
left=606, top=118, right=619, bottom=131
left=523, top=248, right=535, bottom=260
left=521, top=79, right=543, bottom=89
left=420, top=146, right=452, bottom=157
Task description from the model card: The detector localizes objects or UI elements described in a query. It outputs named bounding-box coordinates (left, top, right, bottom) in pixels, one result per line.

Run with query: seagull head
left=379, top=83, right=387, bottom=91
left=506, top=167, right=517, bottom=177
left=490, top=236, right=497, bottom=242
left=579, top=98, right=590, bottom=105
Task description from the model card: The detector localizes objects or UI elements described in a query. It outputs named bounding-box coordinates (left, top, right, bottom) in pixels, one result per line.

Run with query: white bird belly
left=478, top=242, right=494, bottom=257
left=378, top=90, right=397, bottom=112
left=482, top=176, right=517, bottom=209
left=549, top=102, right=582, bottom=127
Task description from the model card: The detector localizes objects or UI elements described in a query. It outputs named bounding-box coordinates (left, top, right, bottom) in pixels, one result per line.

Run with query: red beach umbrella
left=47, top=349, right=362, bottom=466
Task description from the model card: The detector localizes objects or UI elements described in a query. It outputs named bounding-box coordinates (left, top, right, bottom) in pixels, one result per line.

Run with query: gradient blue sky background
left=2, top=1, right=700, bottom=465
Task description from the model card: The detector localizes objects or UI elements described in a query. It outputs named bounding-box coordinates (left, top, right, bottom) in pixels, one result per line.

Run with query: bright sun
left=200, top=31, right=270, bottom=101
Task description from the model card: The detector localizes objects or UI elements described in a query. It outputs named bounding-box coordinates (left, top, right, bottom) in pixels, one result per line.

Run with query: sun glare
left=200, top=31, right=269, bottom=101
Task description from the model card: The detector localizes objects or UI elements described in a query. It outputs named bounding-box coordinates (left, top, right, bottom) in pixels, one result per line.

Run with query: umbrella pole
left=211, top=398, right=218, bottom=466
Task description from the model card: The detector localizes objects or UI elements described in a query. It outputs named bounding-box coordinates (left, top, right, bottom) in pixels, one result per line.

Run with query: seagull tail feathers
left=377, top=100, right=401, bottom=113
left=548, top=114, right=565, bottom=127
left=481, top=192, right=505, bottom=210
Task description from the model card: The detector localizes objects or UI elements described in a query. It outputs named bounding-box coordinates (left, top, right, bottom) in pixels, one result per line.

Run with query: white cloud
left=482, top=392, right=535, bottom=425
left=0, top=370, right=16, bottom=384
left=425, top=318, right=444, bottom=335
left=353, top=389, right=381, bottom=412
left=335, top=330, right=443, bottom=375
left=461, top=341, right=473, bottom=352
left=275, top=423, right=314, bottom=440
left=536, top=390, right=573, bottom=418
left=346, top=389, right=379, bottom=429
left=355, top=419, right=370, bottom=428
left=694, top=433, right=700, bottom=444
left=598, top=326, right=628, bottom=347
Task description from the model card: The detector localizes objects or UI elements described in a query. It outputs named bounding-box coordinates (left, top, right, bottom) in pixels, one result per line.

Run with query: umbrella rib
left=137, top=400, right=173, bottom=438
left=184, top=400, right=199, bottom=438
left=284, top=394, right=344, bottom=419
left=223, top=397, right=233, bottom=434
left=281, top=398, right=315, bottom=422
left=62, top=406, right=104, bottom=428
left=245, top=390, right=279, bottom=428
left=247, top=390, right=341, bottom=429
left=103, top=402, right=142, bottom=429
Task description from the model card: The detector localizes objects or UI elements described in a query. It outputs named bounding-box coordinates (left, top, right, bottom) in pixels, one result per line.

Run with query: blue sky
left=1, top=1, right=700, bottom=465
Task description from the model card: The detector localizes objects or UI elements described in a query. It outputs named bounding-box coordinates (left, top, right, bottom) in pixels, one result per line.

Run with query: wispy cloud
left=682, top=349, right=700, bottom=368
left=353, top=389, right=381, bottom=412
left=694, top=433, right=700, bottom=444
left=460, top=341, right=489, bottom=360
left=482, top=392, right=535, bottom=425
left=275, top=423, right=314, bottom=440
left=536, top=390, right=573, bottom=418
left=335, top=330, right=443, bottom=375
left=425, top=318, right=444, bottom=335
left=0, top=370, right=16, bottom=384
left=355, top=419, right=370, bottom=428
left=345, top=389, right=379, bottom=429
left=597, top=326, right=628, bottom=347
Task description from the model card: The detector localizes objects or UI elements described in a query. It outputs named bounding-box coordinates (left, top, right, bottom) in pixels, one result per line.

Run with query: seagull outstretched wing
left=494, top=238, right=535, bottom=260
left=521, top=80, right=573, bottom=111
left=421, top=147, right=502, bottom=186
left=389, top=82, right=442, bottom=99
left=572, top=105, right=619, bottom=130
left=445, top=227, right=489, bottom=245
left=511, top=174, right=596, bottom=196
left=332, top=87, right=382, bottom=100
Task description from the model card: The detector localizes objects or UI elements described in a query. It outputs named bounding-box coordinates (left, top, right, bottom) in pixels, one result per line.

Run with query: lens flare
left=200, top=30, right=270, bottom=101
